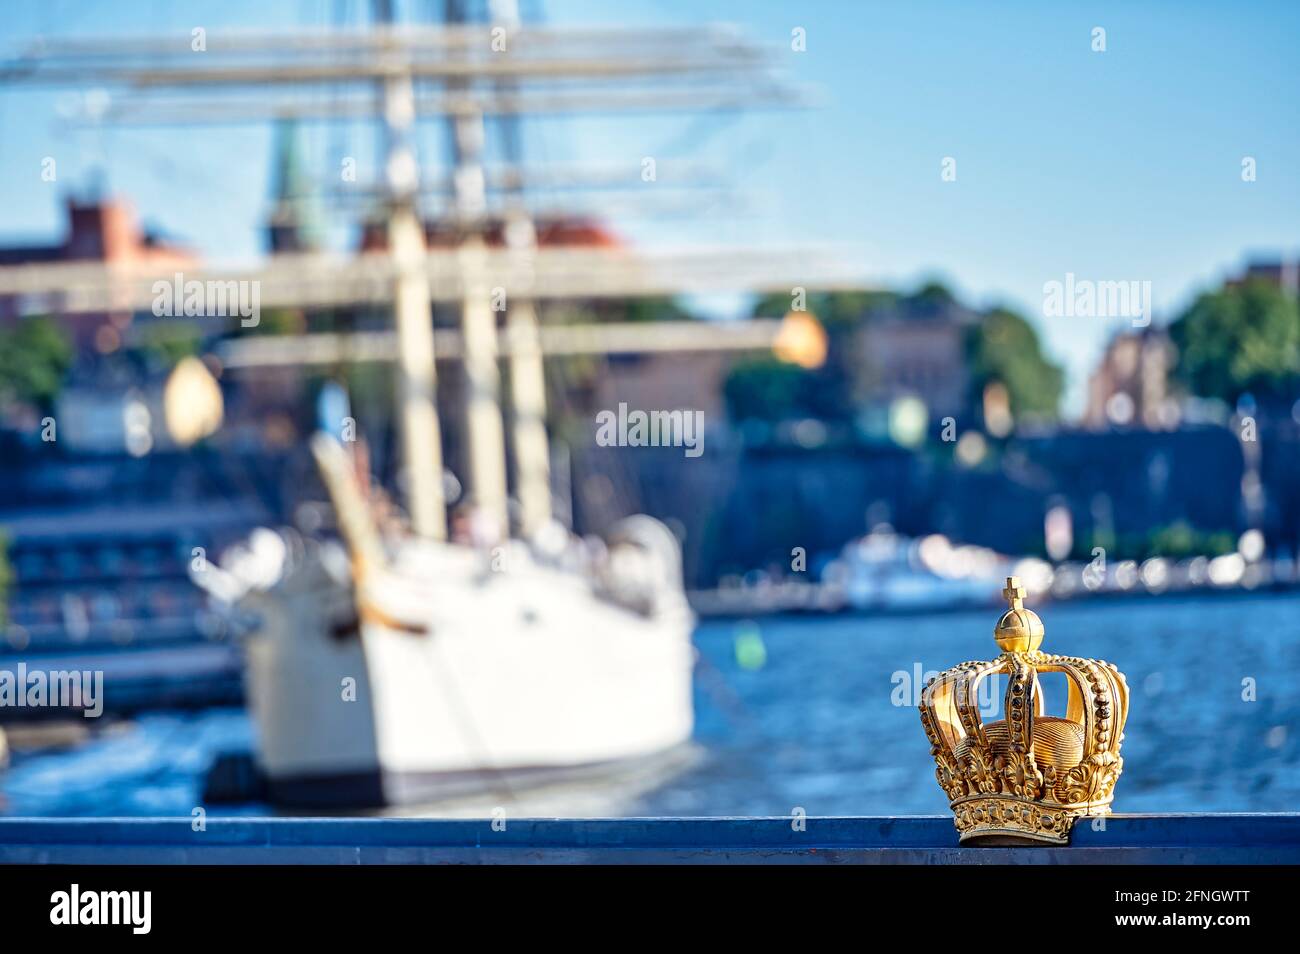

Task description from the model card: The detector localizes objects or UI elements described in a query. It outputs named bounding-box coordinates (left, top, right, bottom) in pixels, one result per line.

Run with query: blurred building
left=0, top=430, right=281, bottom=674
left=359, top=214, right=622, bottom=253
left=1084, top=327, right=1177, bottom=430
left=590, top=353, right=730, bottom=428
left=1226, top=257, right=1300, bottom=296
left=0, top=194, right=195, bottom=351
left=856, top=291, right=978, bottom=422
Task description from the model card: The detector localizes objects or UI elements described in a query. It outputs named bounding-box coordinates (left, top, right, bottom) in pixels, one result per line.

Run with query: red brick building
left=0, top=196, right=196, bottom=351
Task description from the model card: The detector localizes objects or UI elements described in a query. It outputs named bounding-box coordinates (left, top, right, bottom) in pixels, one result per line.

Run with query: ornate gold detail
left=919, top=577, right=1129, bottom=846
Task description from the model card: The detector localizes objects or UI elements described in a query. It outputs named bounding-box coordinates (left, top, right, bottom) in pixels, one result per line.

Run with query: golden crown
left=919, top=577, right=1129, bottom=845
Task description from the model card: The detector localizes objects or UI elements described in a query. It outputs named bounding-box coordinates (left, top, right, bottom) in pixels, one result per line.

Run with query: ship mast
left=442, top=0, right=510, bottom=539
left=492, top=0, right=553, bottom=537
left=0, top=15, right=855, bottom=541
left=375, top=0, right=447, bottom=540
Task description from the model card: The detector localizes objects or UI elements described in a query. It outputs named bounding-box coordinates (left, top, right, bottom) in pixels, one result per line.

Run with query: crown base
left=952, top=794, right=1111, bottom=847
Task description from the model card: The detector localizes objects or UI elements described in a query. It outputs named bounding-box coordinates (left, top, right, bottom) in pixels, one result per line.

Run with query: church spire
left=267, top=119, right=325, bottom=253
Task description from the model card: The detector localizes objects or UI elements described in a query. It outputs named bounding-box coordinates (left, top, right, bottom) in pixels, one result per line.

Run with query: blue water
left=3, top=592, right=1298, bottom=816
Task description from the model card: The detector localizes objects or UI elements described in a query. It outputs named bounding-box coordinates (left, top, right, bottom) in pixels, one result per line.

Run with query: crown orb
left=994, top=576, right=1044, bottom=652
left=918, top=578, right=1129, bottom=846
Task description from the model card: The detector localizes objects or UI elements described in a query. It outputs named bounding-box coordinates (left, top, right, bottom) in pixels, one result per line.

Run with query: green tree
left=236, top=306, right=307, bottom=337
left=751, top=288, right=896, bottom=330
left=0, top=315, right=73, bottom=412
left=723, top=356, right=812, bottom=423
left=724, top=290, right=888, bottom=424
left=138, top=323, right=202, bottom=367
left=1169, top=279, right=1300, bottom=403
left=726, top=285, right=1064, bottom=424
left=967, top=308, right=1064, bottom=418
left=622, top=297, right=693, bottom=323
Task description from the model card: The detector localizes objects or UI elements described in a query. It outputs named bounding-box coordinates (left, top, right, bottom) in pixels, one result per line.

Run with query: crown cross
left=1002, top=577, right=1026, bottom=610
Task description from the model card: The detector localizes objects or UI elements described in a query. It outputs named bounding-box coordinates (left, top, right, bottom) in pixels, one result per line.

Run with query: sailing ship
left=0, top=3, right=849, bottom=807
left=206, top=437, right=697, bottom=807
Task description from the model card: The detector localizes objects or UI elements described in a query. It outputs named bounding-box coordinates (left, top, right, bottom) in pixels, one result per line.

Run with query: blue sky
left=1, top=0, right=1297, bottom=415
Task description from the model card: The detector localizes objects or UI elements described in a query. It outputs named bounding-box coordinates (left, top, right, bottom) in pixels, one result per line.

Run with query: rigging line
left=106, top=129, right=265, bottom=242
left=654, top=105, right=739, bottom=162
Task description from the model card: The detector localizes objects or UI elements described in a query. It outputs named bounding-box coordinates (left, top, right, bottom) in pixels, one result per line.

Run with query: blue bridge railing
left=0, top=814, right=1297, bottom=864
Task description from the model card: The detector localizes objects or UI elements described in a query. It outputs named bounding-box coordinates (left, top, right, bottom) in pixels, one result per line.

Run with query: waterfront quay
left=0, top=814, right=1297, bottom=865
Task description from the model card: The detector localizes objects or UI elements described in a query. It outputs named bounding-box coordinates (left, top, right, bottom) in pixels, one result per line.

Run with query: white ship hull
left=241, top=534, right=696, bottom=807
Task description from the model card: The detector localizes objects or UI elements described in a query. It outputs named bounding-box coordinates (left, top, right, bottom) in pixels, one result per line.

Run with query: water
left=3, top=592, right=1298, bottom=817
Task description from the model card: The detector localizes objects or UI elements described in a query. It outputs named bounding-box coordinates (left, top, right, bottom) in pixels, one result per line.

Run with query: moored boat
left=200, top=436, right=695, bottom=808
